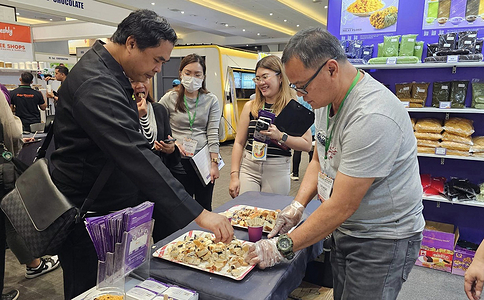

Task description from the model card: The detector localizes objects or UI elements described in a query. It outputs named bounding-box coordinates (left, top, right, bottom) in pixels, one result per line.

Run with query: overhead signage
left=51, top=0, right=84, bottom=9
left=0, top=22, right=33, bottom=62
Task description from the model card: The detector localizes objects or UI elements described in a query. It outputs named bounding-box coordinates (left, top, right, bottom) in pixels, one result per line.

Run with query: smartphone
left=255, top=119, right=270, bottom=131
left=163, top=138, right=176, bottom=143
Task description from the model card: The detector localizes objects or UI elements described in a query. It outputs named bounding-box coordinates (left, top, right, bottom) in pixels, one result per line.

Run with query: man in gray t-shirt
left=246, top=28, right=424, bottom=300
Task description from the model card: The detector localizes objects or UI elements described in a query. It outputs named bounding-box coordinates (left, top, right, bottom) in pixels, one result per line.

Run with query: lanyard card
left=183, top=138, right=198, bottom=157
left=252, top=140, right=267, bottom=161
left=317, top=171, right=334, bottom=202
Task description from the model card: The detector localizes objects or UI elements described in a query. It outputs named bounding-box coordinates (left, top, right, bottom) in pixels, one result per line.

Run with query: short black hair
left=20, top=72, right=33, bottom=84
left=55, top=65, right=69, bottom=76
left=110, top=9, right=177, bottom=50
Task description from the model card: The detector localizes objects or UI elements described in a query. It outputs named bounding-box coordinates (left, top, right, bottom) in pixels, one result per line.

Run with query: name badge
left=317, top=172, right=334, bottom=202
left=251, top=140, right=267, bottom=161
left=183, top=138, right=198, bottom=157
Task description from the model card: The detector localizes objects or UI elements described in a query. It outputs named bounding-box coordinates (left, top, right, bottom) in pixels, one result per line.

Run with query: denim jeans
left=330, top=230, right=422, bottom=300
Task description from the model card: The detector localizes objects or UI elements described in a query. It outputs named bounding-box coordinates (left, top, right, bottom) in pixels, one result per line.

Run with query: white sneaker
left=25, top=255, right=60, bottom=279
left=290, top=173, right=299, bottom=181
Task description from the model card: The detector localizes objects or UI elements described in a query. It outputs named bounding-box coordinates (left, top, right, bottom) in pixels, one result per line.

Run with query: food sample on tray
left=157, top=231, right=252, bottom=279
left=229, top=207, right=280, bottom=232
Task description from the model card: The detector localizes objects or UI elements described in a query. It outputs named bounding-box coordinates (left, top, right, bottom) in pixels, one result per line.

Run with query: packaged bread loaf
left=470, top=136, right=484, bottom=153
left=409, top=103, right=424, bottom=108
left=414, top=132, right=442, bottom=141
left=446, top=149, right=471, bottom=157
left=417, top=146, right=436, bottom=154
left=442, top=132, right=473, bottom=145
left=440, top=141, right=471, bottom=152
left=415, top=118, right=443, bottom=133
left=443, top=117, right=474, bottom=137
left=410, top=118, right=416, bottom=130
left=417, top=139, right=440, bottom=148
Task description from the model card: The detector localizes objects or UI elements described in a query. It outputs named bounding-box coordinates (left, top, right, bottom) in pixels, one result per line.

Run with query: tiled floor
left=3, top=141, right=314, bottom=299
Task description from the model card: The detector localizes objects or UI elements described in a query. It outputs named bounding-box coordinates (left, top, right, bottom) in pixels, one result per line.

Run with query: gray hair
left=282, top=27, right=346, bottom=69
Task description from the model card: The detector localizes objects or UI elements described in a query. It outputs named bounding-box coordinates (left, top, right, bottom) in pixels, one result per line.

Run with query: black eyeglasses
left=289, top=56, right=337, bottom=95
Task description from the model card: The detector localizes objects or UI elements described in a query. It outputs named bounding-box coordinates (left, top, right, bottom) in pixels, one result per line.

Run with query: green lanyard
left=184, top=94, right=200, bottom=131
left=325, top=70, right=361, bottom=159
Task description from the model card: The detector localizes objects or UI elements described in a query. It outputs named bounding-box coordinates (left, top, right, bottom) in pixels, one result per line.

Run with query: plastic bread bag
left=443, top=117, right=474, bottom=137
left=417, top=139, right=440, bottom=148
left=383, top=35, right=400, bottom=57
left=458, top=31, right=478, bottom=53
left=449, top=81, right=469, bottom=108
left=440, top=141, right=471, bottom=152
left=369, top=6, right=398, bottom=30
left=438, top=32, right=457, bottom=51
left=361, top=45, right=374, bottom=62
left=410, top=118, right=416, bottom=130
left=395, top=82, right=412, bottom=99
left=348, top=40, right=363, bottom=59
left=412, top=82, right=430, bottom=100
left=446, top=149, right=471, bottom=157
left=431, top=81, right=451, bottom=108
left=414, top=41, right=424, bottom=61
left=471, top=80, right=484, bottom=108
left=442, top=132, right=473, bottom=145
left=414, top=132, right=442, bottom=141
left=470, top=136, right=484, bottom=153
left=417, top=146, right=437, bottom=154
left=399, top=34, right=418, bottom=56
left=427, top=43, right=439, bottom=57
left=377, top=43, right=384, bottom=57
left=414, top=118, right=443, bottom=133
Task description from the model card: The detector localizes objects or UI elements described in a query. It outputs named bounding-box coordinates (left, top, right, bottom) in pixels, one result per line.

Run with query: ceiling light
left=276, top=0, right=327, bottom=25
left=269, top=13, right=273, bottom=16
left=242, top=29, right=245, bottom=31
left=225, top=23, right=229, bottom=26
left=187, top=0, right=296, bottom=35
left=16, top=12, right=19, bottom=15
left=257, top=33, right=260, bottom=35
left=246, top=44, right=249, bottom=46
left=297, top=24, right=299, bottom=27
left=49, top=19, right=53, bottom=21
left=325, top=5, right=328, bottom=8
left=151, top=2, right=155, bottom=5
left=181, top=11, right=185, bottom=14
left=284, top=19, right=287, bottom=22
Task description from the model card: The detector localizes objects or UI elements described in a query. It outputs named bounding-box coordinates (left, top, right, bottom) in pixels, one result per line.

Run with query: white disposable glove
left=245, top=238, right=284, bottom=269
left=268, top=200, right=305, bottom=238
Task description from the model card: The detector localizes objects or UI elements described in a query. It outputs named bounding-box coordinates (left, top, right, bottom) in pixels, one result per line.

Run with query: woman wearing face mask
left=132, top=79, right=185, bottom=241
left=229, top=55, right=312, bottom=198
left=159, top=54, right=221, bottom=211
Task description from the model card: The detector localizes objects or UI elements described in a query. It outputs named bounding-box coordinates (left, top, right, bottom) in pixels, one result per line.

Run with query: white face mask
left=181, top=75, right=203, bottom=93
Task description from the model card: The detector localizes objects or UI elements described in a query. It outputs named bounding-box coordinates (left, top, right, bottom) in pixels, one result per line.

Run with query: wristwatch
left=276, top=234, right=295, bottom=260
left=211, top=157, right=219, bottom=164
left=278, top=132, right=288, bottom=145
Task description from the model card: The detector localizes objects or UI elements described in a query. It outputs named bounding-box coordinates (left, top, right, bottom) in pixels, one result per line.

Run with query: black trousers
left=292, top=150, right=314, bottom=176
left=58, top=222, right=98, bottom=300
left=176, top=158, right=214, bottom=211
left=0, top=211, right=6, bottom=295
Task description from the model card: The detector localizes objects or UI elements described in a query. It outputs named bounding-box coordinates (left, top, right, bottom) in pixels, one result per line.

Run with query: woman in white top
left=159, top=54, right=221, bottom=211
left=229, top=55, right=312, bottom=198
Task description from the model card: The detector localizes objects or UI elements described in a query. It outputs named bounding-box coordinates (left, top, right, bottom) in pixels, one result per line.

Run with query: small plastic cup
left=248, top=226, right=263, bottom=242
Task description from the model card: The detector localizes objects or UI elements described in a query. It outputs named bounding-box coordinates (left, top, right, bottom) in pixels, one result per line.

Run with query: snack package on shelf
left=432, top=81, right=451, bottom=107
left=417, top=139, right=440, bottom=148
left=458, top=31, right=478, bottom=54
left=361, top=45, right=374, bottom=62
left=440, top=141, right=471, bottom=152
left=395, top=82, right=412, bottom=98
left=476, top=39, right=483, bottom=54
left=414, top=41, right=424, bottom=61
left=470, top=136, right=484, bottom=153
left=471, top=80, right=484, bottom=109
left=420, top=174, right=446, bottom=195
left=348, top=40, right=363, bottom=59
left=409, top=103, right=424, bottom=108
left=415, top=132, right=443, bottom=141
left=410, top=118, right=416, bottom=130
left=377, top=43, right=384, bottom=57
left=412, top=82, right=430, bottom=101
left=427, top=43, right=439, bottom=57
left=399, top=34, right=418, bottom=56
left=383, top=35, right=400, bottom=57
left=443, top=117, right=475, bottom=137
left=415, top=118, right=443, bottom=133
left=446, top=178, right=480, bottom=201
left=449, top=81, right=469, bottom=108
left=424, top=53, right=483, bottom=63
left=478, top=182, right=484, bottom=202
left=340, top=40, right=348, bottom=53
left=438, top=32, right=457, bottom=51
left=442, top=132, right=473, bottom=145
left=417, top=146, right=437, bottom=153
left=368, top=56, right=420, bottom=64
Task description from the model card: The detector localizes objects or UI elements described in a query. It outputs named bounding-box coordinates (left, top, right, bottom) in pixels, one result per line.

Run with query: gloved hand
left=268, top=200, right=305, bottom=238
left=245, top=238, right=284, bottom=269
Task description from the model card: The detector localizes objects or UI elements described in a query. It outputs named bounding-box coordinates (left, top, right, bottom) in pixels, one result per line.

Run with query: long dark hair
left=175, top=54, right=209, bottom=112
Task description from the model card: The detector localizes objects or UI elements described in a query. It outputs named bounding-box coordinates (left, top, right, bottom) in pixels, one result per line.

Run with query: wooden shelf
left=423, top=194, right=484, bottom=208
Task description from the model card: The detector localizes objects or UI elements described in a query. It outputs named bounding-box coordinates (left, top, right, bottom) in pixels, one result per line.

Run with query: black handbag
left=0, top=124, right=113, bottom=257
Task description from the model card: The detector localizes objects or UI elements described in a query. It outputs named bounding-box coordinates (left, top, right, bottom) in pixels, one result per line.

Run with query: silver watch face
left=279, top=238, right=290, bottom=249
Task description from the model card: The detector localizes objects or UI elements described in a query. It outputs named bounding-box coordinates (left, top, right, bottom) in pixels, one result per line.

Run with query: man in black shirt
left=46, top=65, right=69, bottom=102
left=9, top=72, right=46, bottom=132
left=51, top=10, right=233, bottom=299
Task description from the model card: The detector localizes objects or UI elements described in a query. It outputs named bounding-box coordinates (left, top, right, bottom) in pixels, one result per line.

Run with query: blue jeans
left=330, top=230, right=422, bottom=300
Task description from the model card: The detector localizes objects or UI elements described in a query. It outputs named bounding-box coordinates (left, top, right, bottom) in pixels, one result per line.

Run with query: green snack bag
left=399, top=34, right=418, bottom=56
left=383, top=35, right=400, bottom=57
left=377, top=43, right=384, bottom=57
left=472, top=81, right=484, bottom=108
left=450, top=81, right=469, bottom=108
left=414, top=41, right=424, bottom=61
left=432, top=81, right=451, bottom=108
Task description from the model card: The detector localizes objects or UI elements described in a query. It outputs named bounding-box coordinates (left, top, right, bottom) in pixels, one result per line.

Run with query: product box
left=452, top=245, right=476, bottom=276
left=155, top=286, right=199, bottom=300
left=415, top=221, right=459, bottom=273
left=127, top=278, right=198, bottom=300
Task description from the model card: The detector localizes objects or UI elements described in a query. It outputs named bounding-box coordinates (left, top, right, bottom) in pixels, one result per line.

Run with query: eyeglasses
left=289, top=57, right=337, bottom=95
left=252, top=72, right=280, bottom=84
